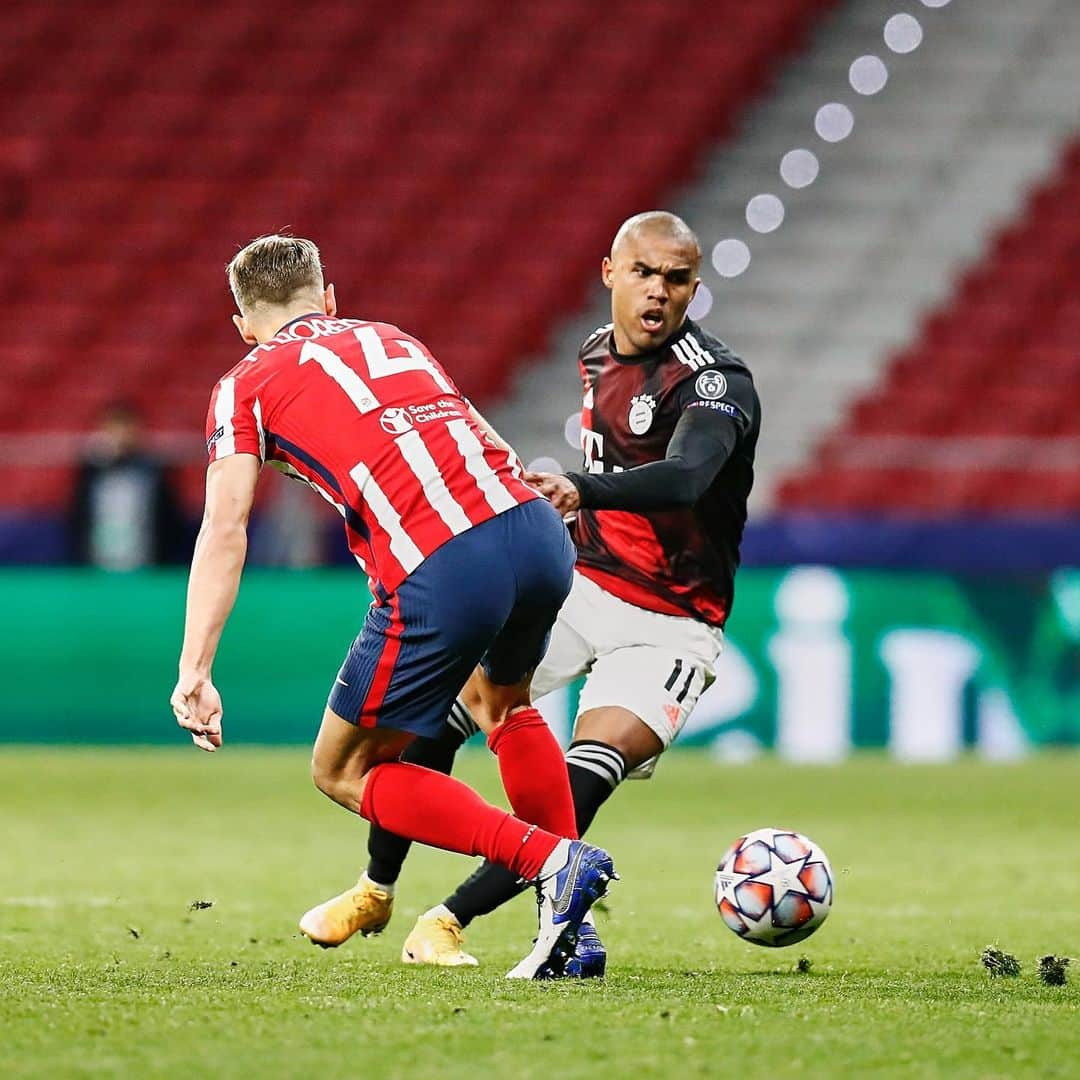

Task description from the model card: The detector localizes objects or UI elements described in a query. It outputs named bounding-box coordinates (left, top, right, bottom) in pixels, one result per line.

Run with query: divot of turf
left=1037, top=955, right=1070, bottom=986
left=980, top=946, right=1020, bottom=977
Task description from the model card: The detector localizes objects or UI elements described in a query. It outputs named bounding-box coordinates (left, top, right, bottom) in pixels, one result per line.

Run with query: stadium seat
left=778, top=137, right=1080, bottom=514
left=0, top=0, right=837, bottom=512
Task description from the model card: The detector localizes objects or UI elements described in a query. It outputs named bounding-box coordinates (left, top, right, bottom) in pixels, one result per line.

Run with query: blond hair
left=227, top=235, right=325, bottom=312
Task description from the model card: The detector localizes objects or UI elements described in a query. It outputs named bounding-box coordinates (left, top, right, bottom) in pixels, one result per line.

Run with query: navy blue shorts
left=328, top=498, right=575, bottom=738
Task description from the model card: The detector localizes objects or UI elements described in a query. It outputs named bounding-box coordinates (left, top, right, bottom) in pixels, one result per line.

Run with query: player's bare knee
left=310, top=754, right=334, bottom=797
left=468, top=704, right=499, bottom=735
left=310, top=753, right=348, bottom=803
left=575, top=707, right=663, bottom=770
left=458, top=674, right=485, bottom=718
left=615, top=735, right=663, bottom=772
left=472, top=693, right=532, bottom=734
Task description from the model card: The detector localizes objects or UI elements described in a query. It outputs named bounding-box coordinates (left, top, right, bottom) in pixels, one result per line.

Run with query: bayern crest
left=628, top=393, right=656, bottom=435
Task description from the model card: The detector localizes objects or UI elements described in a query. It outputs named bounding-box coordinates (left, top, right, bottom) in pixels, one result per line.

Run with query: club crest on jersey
left=695, top=370, right=727, bottom=400
left=628, top=394, right=656, bottom=436
left=379, top=407, right=414, bottom=435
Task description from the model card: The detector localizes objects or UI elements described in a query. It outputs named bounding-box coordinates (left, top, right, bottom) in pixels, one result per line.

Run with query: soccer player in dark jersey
left=169, top=235, right=616, bottom=980
left=300, top=212, right=760, bottom=975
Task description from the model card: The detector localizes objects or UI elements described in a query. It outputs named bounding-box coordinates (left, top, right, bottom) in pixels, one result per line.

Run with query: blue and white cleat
left=505, top=840, right=617, bottom=980
left=565, top=919, right=607, bottom=978
left=534, top=917, right=607, bottom=980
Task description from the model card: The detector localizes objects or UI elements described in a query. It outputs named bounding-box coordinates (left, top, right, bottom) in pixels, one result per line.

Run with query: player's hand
left=170, top=671, right=224, bottom=753
left=525, top=472, right=581, bottom=515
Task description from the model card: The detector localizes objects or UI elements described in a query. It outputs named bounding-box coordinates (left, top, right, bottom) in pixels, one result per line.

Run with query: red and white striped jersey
left=205, top=315, right=537, bottom=597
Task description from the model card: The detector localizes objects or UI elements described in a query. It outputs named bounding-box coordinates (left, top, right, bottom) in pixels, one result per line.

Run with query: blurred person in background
left=249, top=477, right=329, bottom=568
left=69, top=400, right=186, bottom=569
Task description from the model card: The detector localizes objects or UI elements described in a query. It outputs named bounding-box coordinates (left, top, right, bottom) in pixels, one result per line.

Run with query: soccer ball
left=714, top=828, right=834, bottom=947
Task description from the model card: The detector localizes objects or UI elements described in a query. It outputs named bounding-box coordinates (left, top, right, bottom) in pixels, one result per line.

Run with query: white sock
left=422, top=903, right=459, bottom=924
left=538, top=839, right=572, bottom=882
left=362, top=871, right=395, bottom=897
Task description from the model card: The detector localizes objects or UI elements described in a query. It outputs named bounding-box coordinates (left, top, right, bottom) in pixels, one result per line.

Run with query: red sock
left=360, top=761, right=559, bottom=880
left=487, top=708, right=577, bottom=840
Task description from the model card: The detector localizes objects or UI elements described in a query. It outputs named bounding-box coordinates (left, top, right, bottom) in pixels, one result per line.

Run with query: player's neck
left=252, top=302, right=330, bottom=343
left=610, top=318, right=686, bottom=361
left=610, top=324, right=642, bottom=358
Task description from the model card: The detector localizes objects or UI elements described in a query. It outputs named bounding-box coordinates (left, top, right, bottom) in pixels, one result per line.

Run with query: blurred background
left=0, top=0, right=1076, bottom=757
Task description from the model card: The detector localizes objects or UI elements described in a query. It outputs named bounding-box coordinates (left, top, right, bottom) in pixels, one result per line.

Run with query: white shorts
left=532, top=570, right=724, bottom=775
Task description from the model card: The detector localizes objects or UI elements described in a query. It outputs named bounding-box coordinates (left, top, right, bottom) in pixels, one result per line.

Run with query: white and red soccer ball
left=715, top=828, right=834, bottom=947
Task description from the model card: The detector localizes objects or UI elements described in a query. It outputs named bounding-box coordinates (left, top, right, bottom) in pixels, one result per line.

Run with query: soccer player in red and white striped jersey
left=204, top=297, right=530, bottom=601
left=170, top=236, right=615, bottom=979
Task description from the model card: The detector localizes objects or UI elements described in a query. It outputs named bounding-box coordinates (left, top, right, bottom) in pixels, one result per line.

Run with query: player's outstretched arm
left=171, top=453, right=259, bottom=752
left=549, top=406, right=742, bottom=515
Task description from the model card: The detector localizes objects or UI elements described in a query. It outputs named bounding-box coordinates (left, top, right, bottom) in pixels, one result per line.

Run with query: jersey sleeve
left=673, top=365, right=758, bottom=433
left=566, top=406, right=739, bottom=512
left=565, top=362, right=757, bottom=513
left=205, top=374, right=264, bottom=464
left=577, top=323, right=612, bottom=360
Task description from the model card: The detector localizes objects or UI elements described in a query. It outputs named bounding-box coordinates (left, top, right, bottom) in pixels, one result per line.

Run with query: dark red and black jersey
left=569, top=319, right=759, bottom=627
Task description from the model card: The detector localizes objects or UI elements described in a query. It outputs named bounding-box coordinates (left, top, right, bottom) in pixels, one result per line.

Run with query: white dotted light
left=527, top=456, right=563, bottom=475
left=563, top=413, right=582, bottom=449
left=780, top=148, right=819, bottom=189
left=712, top=238, right=751, bottom=279
left=746, top=193, right=785, bottom=234
left=814, top=102, right=854, bottom=142
left=884, top=13, right=923, bottom=53
left=705, top=4, right=943, bottom=288
left=687, top=283, right=713, bottom=321
left=849, top=54, right=889, bottom=95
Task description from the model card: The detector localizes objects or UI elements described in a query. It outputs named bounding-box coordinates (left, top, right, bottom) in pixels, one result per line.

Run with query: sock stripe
left=566, top=747, right=626, bottom=776
left=567, top=738, right=625, bottom=757
left=565, top=742, right=627, bottom=790
left=566, top=743, right=627, bottom=773
left=567, top=756, right=621, bottom=789
left=447, top=700, right=480, bottom=738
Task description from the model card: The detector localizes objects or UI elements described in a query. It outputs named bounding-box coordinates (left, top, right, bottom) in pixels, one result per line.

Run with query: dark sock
left=444, top=739, right=628, bottom=926
left=365, top=713, right=470, bottom=885
left=563, top=739, right=627, bottom=833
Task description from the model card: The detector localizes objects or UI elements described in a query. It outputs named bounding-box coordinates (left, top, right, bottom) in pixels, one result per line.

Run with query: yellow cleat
left=298, top=875, right=394, bottom=948
left=401, top=910, right=479, bottom=967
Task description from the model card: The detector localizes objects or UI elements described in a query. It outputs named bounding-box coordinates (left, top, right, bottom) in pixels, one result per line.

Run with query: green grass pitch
left=2, top=749, right=1077, bottom=1078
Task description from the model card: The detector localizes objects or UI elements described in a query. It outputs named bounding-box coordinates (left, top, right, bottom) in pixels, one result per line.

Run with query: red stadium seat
left=1, top=0, right=838, bottom=511
left=779, top=137, right=1080, bottom=515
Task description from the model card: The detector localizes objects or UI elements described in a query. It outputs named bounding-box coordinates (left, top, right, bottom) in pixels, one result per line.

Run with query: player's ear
left=232, top=313, right=258, bottom=346
left=601, top=256, right=615, bottom=290
left=323, top=284, right=337, bottom=317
